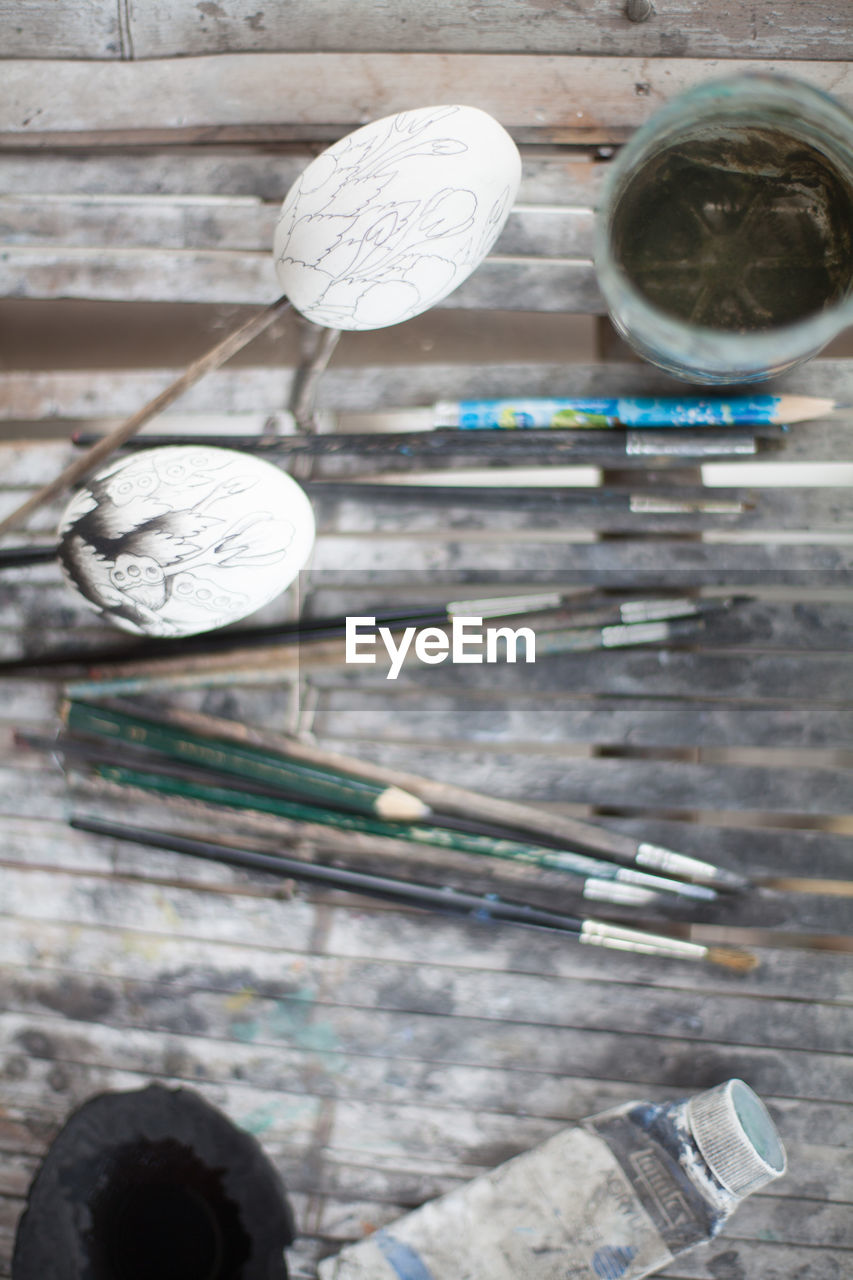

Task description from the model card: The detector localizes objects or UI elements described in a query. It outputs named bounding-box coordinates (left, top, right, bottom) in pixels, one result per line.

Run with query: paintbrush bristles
left=705, top=946, right=760, bottom=973
left=756, top=877, right=853, bottom=897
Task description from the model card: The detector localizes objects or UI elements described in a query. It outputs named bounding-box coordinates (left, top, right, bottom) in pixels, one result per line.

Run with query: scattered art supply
left=52, top=614, right=712, bottom=698
left=56, top=698, right=748, bottom=892
left=273, top=104, right=521, bottom=330
left=66, top=425, right=766, bottom=460
left=69, top=816, right=755, bottom=969
left=0, top=590, right=747, bottom=676
left=61, top=698, right=428, bottom=821
left=318, top=1079, right=785, bottom=1280
left=55, top=446, right=315, bottom=637
left=431, top=393, right=840, bottom=428
left=51, top=713, right=712, bottom=905
left=0, top=586, right=738, bottom=685
left=595, top=74, right=853, bottom=383
left=0, top=589, right=589, bottom=673
left=0, top=105, right=517, bottom=538
left=13, top=1084, right=295, bottom=1280
left=0, top=298, right=293, bottom=540
left=626, top=918, right=853, bottom=954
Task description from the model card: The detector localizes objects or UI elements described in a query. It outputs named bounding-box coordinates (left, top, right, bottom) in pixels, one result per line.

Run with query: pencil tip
left=707, top=946, right=759, bottom=973
left=375, top=785, right=430, bottom=822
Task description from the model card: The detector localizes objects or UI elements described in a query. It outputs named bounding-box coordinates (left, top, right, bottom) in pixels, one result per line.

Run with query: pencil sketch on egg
left=57, top=448, right=298, bottom=635
left=274, top=105, right=515, bottom=329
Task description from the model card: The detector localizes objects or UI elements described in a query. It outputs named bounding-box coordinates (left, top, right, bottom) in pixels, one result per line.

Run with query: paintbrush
left=69, top=815, right=756, bottom=970
left=57, top=608, right=718, bottom=699
left=0, top=589, right=593, bottom=673
left=69, top=698, right=749, bottom=893
left=0, top=586, right=723, bottom=675
left=58, top=744, right=716, bottom=906
left=68, top=426, right=769, bottom=461
left=624, top=919, right=853, bottom=954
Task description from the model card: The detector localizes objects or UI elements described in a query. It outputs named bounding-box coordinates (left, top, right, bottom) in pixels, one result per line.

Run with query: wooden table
left=1, top=6, right=851, bottom=1277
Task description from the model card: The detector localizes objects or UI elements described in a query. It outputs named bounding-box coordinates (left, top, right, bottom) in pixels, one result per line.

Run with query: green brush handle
left=65, top=699, right=410, bottom=819
left=89, top=759, right=711, bottom=900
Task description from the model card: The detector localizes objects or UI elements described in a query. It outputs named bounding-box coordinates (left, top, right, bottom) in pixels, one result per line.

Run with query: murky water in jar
left=611, top=128, right=853, bottom=332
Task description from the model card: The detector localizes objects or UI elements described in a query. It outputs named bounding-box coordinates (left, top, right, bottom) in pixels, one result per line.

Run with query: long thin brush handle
left=71, top=814, right=586, bottom=927
left=68, top=426, right=766, bottom=459
left=97, top=699, right=747, bottom=891
left=69, top=815, right=719, bottom=962
left=0, top=296, right=292, bottom=538
left=82, top=755, right=710, bottom=901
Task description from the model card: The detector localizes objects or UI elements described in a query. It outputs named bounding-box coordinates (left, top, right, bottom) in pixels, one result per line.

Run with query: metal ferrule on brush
left=601, top=621, right=670, bottom=647
left=636, top=842, right=749, bottom=891
left=580, top=920, right=709, bottom=961
left=581, top=879, right=661, bottom=906
left=616, top=866, right=717, bottom=901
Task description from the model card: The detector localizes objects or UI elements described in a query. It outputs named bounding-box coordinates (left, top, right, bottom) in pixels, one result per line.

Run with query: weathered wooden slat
left=3, top=950, right=849, bottom=1062
left=306, top=485, right=853, bottom=534
left=0, top=1, right=122, bottom=60
left=656, top=1241, right=852, bottom=1280
left=0, top=148, right=604, bottom=205
left=0, top=245, right=603, bottom=309
left=1, top=916, right=851, bottom=1053
left=2, top=55, right=852, bottom=141
left=0, top=197, right=594, bottom=259
left=312, top=691, right=853, bottom=751
left=2, top=1, right=849, bottom=62
left=2, top=1010, right=852, bottom=1153
left=0, top=682, right=57, bottom=724
left=311, top=644, right=853, bottom=702
left=2, top=362, right=851, bottom=428
left=307, top=537, right=853, bottom=579
left=281, top=738, right=852, bottom=816
left=0, top=244, right=278, bottom=306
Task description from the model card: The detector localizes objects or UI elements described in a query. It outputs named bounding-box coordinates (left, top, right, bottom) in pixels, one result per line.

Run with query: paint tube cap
left=686, top=1079, right=787, bottom=1198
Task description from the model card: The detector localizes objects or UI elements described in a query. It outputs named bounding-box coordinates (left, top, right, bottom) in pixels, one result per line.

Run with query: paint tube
left=317, top=1079, right=786, bottom=1280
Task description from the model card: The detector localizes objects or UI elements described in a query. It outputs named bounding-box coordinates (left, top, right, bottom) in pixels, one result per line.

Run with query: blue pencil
left=435, top=394, right=838, bottom=429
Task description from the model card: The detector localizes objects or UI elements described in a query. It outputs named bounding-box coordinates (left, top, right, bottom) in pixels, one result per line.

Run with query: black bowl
left=13, top=1084, right=296, bottom=1280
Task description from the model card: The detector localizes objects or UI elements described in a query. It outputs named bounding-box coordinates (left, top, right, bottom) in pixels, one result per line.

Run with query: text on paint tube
left=345, top=616, right=536, bottom=680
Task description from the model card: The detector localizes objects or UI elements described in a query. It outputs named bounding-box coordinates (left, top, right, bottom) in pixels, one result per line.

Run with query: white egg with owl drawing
left=57, top=446, right=315, bottom=637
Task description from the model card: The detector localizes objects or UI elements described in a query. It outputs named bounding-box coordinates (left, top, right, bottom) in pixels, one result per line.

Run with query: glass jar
left=594, top=74, right=853, bottom=383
